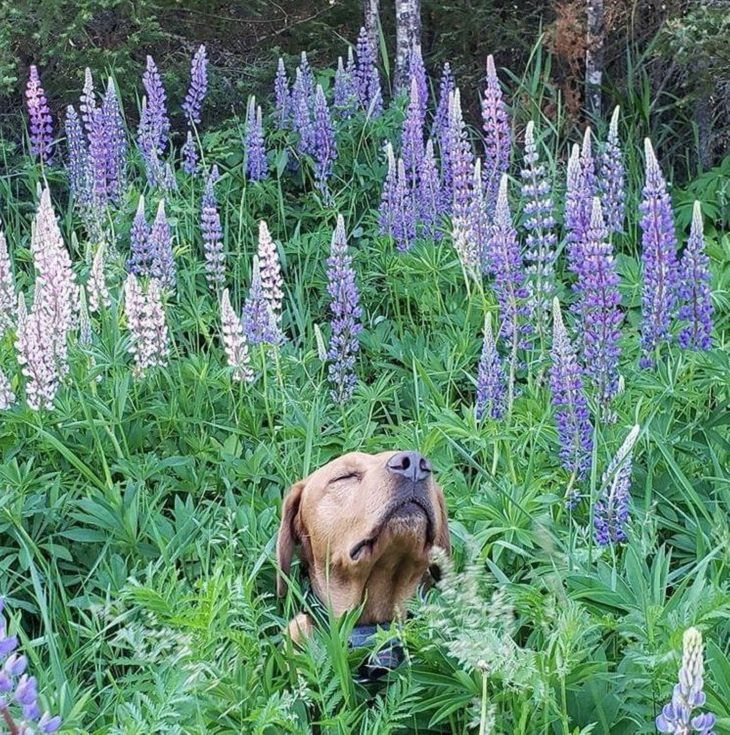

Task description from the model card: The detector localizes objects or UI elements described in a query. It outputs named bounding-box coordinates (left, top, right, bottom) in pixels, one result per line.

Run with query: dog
left=276, top=450, right=450, bottom=644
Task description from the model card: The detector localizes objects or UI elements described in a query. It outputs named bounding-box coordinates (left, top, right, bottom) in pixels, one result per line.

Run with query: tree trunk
left=585, top=0, right=604, bottom=118
left=395, top=0, right=422, bottom=93
left=364, top=0, right=380, bottom=53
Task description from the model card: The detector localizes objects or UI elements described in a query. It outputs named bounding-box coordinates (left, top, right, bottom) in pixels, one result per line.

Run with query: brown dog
left=277, top=450, right=450, bottom=642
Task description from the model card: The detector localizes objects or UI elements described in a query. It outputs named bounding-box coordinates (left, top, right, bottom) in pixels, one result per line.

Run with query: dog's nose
left=387, top=451, right=432, bottom=482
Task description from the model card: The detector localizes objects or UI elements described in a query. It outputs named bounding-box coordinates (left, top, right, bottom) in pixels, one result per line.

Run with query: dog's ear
left=433, top=486, right=451, bottom=556
left=277, top=480, right=305, bottom=597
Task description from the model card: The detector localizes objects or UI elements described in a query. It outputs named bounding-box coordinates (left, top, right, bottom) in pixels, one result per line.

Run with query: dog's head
left=277, top=451, right=450, bottom=634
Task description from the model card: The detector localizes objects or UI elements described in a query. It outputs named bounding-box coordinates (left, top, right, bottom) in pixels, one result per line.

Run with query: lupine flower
left=488, top=175, right=530, bottom=358
left=520, top=121, right=556, bottom=339
left=162, top=162, right=177, bottom=193
left=123, top=274, right=170, bottom=376
left=80, top=68, right=97, bottom=139
left=101, top=77, right=127, bottom=203
left=594, top=424, right=639, bottom=546
left=297, top=51, right=315, bottom=101
left=355, top=26, right=382, bottom=116
left=182, top=44, right=208, bottom=125
left=78, top=287, right=92, bottom=346
left=15, top=294, right=57, bottom=411
left=256, top=220, right=283, bottom=329
left=0, top=598, right=62, bottom=733
left=127, top=195, right=153, bottom=276
left=244, top=96, right=268, bottom=182
left=64, top=105, right=90, bottom=210
left=379, top=142, right=398, bottom=237
left=334, top=53, right=357, bottom=118
left=87, top=240, right=111, bottom=313
left=467, top=157, right=489, bottom=269
left=656, top=627, right=716, bottom=735
left=274, top=57, right=290, bottom=129
left=447, top=89, right=475, bottom=253
left=87, top=98, right=110, bottom=212
left=291, top=70, right=315, bottom=157
left=392, top=157, right=417, bottom=252
left=481, top=55, right=511, bottom=214
left=678, top=201, right=714, bottom=351
left=312, top=85, right=336, bottom=197
left=242, top=256, right=276, bottom=346
left=219, top=288, right=254, bottom=383
left=141, top=55, right=170, bottom=153
left=432, top=62, right=454, bottom=145
left=182, top=130, right=198, bottom=175
left=138, top=98, right=163, bottom=187
left=25, top=65, right=54, bottom=163
left=575, top=198, right=623, bottom=405
left=640, top=139, right=679, bottom=368
left=149, top=199, right=176, bottom=291
left=418, top=139, right=442, bottom=241
left=564, top=129, right=597, bottom=272
left=0, top=230, right=15, bottom=337
left=0, top=369, right=14, bottom=410
left=326, top=214, right=362, bottom=403
left=550, top=298, right=593, bottom=489
left=599, top=106, right=625, bottom=233
left=408, top=45, right=428, bottom=120
left=401, top=76, right=424, bottom=188
left=475, top=313, right=506, bottom=421
left=201, top=165, right=225, bottom=289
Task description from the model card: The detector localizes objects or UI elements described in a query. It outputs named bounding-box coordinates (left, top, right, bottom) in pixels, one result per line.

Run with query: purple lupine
left=550, top=298, right=593, bottom=488
left=162, top=162, right=177, bottom=193
left=565, top=129, right=598, bottom=273
left=220, top=288, right=254, bottom=382
left=475, top=313, right=506, bottom=420
left=599, top=106, right=625, bottom=234
left=142, top=55, right=170, bottom=153
left=0, top=231, right=15, bottom=338
left=639, top=139, right=679, bottom=368
left=678, top=201, right=714, bottom=351
left=401, top=75, right=425, bottom=188
left=242, top=256, right=275, bottom=346
left=481, top=55, right=511, bottom=214
left=80, top=68, right=97, bottom=140
left=326, top=214, right=362, bottom=403
left=182, top=44, right=208, bottom=125
left=87, top=96, right=110, bottom=212
left=274, top=57, right=290, bottom=129
left=408, top=45, right=428, bottom=120
left=182, top=130, right=198, bottom=175
left=291, top=69, right=315, bottom=157
left=313, top=84, right=336, bottom=198
left=127, top=195, right=153, bottom=276
left=0, top=598, right=62, bottom=732
left=101, top=78, right=127, bottom=203
left=201, top=166, right=225, bottom=289
left=448, top=89, right=476, bottom=266
left=138, top=98, right=163, bottom=187
left=334, top=53, right=357, bottom=118
left=64, top=105, right=90, bottom=211
left=244, top=96, right=268, bottom=182
left=521, top=121, right=557, bottom=340
left=594, top=424, right=639, bottom=546
left=25, top=65, right=54, bottom=163
left=432, top=62, right=454, bottom=145
left=355, top=26, right=382, bottom=116
left=656, top=627, right=716, bottom=735
left=379, top=142, right=398, bottom=237
left=468, top=158, right=489, bottom=269
left=418, top=139, right=442, bottom=241
left=392, top=157, right=416, bottom=252
left=297, top=51, right=315, bottom=101
left=149, top=199, right=176, bottom=291
left=488, top=175, right=530, bottom=360
left=574, top=198, right=623, bottom=406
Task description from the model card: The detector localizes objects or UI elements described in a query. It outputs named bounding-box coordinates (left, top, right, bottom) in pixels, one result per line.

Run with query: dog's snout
left=387, top=451, right=432, bottom=482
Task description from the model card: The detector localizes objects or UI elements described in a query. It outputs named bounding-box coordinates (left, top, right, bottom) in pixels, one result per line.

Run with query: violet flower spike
left=312, top=85, right=336, bottom=200
left=182, top=44, right=208, bottom=125
left=520, top=121, right=557, bottom=342
left=432, top=62, right=455, bottom=145
left=392, top=157, right=417, bottom=253
left=291, top=69, right=315, bottom=157
left=201, top=166, right=225, bottom=290
left=326, top=214, right=362, bottom=404
left=447, top=89, right=474, bottom=233
left=678, top=201, right=714, bottom=351
left=408, top=44, right=428, bottom=120
left=334, top=53, right=357, bottom=118
left=242, top=256, right=276, bottom=346
left=127, top=195, right=153, bottom=277
left=80, top=67, right=97, bottom=139
left=481, top=55, right=511, bottom=214
left=274, top=57, right=290, bottom=129
left=379, top=142, right=398, bottom=237
left=598, top=106, right=625, bottom=233
left=297, top=51, right=315, bottom=101
left=149, top=199, right=176, bottom=291
left=25, top=65, right=54, bottom=163
left=550, top=298, right=593, bottom=496
left=101, top=77, right=127, bottom=203
left=355, top=26, right=382, bottom=116
left=64, top=105, right=90, bottom=211
left=594, top=424, right=639, bottom=546
left=639, top=138, right=679, bottom=368
left=401, top=75, right=425, bottom=189
left=418, top=139, right=442, bottom=241
left=142, top=55, right=170, bottom=154
left=244, top=96, right=268, bottom=182
left=656, top=627, right=716, bottom=735
left=182, top=130, right=198, bottom=175
left=220, top=288, right=254, bottom=383
left=475, top=312, right=507, bottom=421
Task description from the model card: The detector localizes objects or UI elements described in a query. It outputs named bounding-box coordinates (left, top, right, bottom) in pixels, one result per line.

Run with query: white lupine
left=0, top=230, right=15, bottom=337
left=0, top=368, right=15, bottom=410
left=87, top=240, right=111, bottom=313
left=256, top=220, right=283, bottom=324
left=124, top=274, right=170, bottom=377
left=219, top=288, right=254, bottom=383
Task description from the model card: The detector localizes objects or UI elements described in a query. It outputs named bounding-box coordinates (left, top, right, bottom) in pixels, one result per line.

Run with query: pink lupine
left=219, top=288, right=254, bottom=383
left=123, top=274, right=170, bottom=377
left=0, top=230, right=16, bottom=337
left=0, top=368, right=15, bottom=409
left=256, top=220, right=283, bottom=329
left=87, top=240, right=111, bottom=313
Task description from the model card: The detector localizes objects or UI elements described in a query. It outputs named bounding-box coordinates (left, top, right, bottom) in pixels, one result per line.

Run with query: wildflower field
left=0, top=27, right=729, bottom=735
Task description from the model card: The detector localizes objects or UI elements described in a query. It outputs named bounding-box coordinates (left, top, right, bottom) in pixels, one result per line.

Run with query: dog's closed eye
left=329, top=472, right=360, bottom=484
